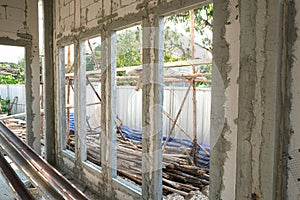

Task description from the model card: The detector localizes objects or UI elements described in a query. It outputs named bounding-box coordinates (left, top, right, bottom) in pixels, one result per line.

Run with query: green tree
left=116, top=27, right=141, bottom=68
left=85, top=40, right=101, bottom=71
left=0, top=62, right=25, bottom=84
left=166, top=4, right=213, bottom=52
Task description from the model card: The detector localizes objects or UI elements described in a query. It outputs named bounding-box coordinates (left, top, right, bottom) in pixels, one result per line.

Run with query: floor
left=0, top=173, right=16, bottom=199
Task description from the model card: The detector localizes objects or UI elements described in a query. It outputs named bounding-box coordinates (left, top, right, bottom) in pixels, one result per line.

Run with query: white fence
left=0, top=84, right=211, bottom=146
left=114, top=86, right=211, bottom=146
left=0, top=84, right=26, bottom=114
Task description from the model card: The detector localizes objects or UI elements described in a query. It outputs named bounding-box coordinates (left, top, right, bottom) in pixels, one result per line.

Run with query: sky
left=0, top=45, right=25, bottom=64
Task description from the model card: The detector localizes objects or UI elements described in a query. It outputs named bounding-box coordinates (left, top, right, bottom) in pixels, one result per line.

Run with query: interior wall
left=0, top=0, right=41, bottom=153
left=211, top=0, right=299, bottom=199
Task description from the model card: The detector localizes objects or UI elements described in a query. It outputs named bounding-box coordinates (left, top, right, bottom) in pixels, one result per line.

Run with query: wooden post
left=87, top=40, right=100, bottom=70
left=162, top=83, right=192, bottom=151
left=162, top=110, right=210, bottom=157
left=190, top=9, right=198, bottom=166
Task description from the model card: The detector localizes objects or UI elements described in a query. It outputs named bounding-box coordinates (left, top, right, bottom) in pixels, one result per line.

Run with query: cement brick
left=86, top=3, right=102, bottom=22
left=102, top=0, right=111, bottom=17
left=60, top=4, right=70, bottom=19
left=112, top=0, right=121, bottom=11
left=80, top=8, right=87, bottom=26
left=114, top=3, right=139, bottom=18
left=0, top=7, right=5, bottom=20
left=64, top=0, right=73, bottom=5
left=120, top=0, right=136, bottom=7
left=0, top=19, right=24, bottom=33
left=63, top=15, right=75, bottom=32
left=81, top=0, right=95, bottom=9
left=86, top=18, right=99, bottom=29
left=0, top=0, right=25, bottom=10
left=69, top=1, right=75, bottom=15
left=6, top=7, right=25, bottom=22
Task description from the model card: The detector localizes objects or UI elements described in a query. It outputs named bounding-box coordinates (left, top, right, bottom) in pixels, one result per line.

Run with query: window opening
left=83, top=36, right=102, bottom=167
left=161, top=5, right=212, bottom=197
left=115, top=25, right=143, bottom=187
left=0, top=45, right=26, bottom=142
left=62, top=44, right=75, bottom=152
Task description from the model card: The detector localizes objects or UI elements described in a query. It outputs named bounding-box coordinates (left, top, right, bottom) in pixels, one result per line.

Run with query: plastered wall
left=211, top=0, right=300, bottom=199
left=287, top=1, right=300, bottom=199
left=0, top=0, right=41, bottom=153
left=210, top=0, right=239, bottom=199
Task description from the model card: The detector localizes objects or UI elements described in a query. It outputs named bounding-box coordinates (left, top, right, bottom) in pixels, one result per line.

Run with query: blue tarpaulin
left=69, top=113, right=90, bottom=131
left=69, top=114, right=210, bottom=168
left=119, top=124, right=210, bottom=168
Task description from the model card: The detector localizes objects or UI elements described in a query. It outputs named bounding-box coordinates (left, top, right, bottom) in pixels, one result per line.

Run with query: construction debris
left=67, top=127, right=210, bottom=197
left=2, top=118, right=27, bottom=142
left=2, top=116, right=210, bottom=197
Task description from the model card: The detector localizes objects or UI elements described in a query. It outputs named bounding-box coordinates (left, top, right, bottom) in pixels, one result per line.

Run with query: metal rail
left=0, top=150, right=34, bottom=200
left=0, top=121, right=89, bottom=200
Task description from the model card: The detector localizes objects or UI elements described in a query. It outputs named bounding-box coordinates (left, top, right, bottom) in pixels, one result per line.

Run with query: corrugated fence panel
left=0, top=84, right=26, bottom=114
left=114, top=86, right=211, bottom=146
left=0, top=85, right=211, bottom=146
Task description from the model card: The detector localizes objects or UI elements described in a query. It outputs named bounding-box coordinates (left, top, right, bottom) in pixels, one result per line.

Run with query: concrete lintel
left=141, top=14, right=164, bottom=200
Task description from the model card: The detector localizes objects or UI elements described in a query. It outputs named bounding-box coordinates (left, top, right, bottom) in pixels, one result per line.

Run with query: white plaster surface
left=287, top=1, right=300, bottom=199
left=221, top=1, right=239, bottom=198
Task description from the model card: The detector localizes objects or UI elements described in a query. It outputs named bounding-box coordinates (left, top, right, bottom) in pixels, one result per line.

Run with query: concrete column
left=26, top=0, right=41, bottom=154
left=43, top=0, right=56, bottom=165
left=141, top=14, right=164, bottom=200
left=57, top=47, right=67, bottom=151
left=237, top=1, right=285, bottom=199
left=74, top=41, right=87, bottom=166
left=101, top=30, right=117, bottom=199
left=210, top=0, right=239, bottom=199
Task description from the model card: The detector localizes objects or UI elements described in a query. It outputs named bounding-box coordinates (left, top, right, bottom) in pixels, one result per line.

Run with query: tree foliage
left=116, top=28, right=142, bottom=68
left=0, top=97, right=10, bottom=114
left=167, top=4, right=213, bottom=52
left=0, top=62, right=25, bottom=84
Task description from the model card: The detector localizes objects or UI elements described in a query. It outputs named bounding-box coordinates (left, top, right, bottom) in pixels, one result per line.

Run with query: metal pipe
left=0, top=150, right=35, bottom=200
left=0, top=121, right=89, bottom=200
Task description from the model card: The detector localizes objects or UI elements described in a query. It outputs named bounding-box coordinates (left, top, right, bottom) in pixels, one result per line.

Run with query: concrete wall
left=287, top=1, right=300, bottom=199
left=211, top=0, right=300, bottom=199
left=210, top=0, right=239, bottom=199
left=0, top=0, right=41, bottom=153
